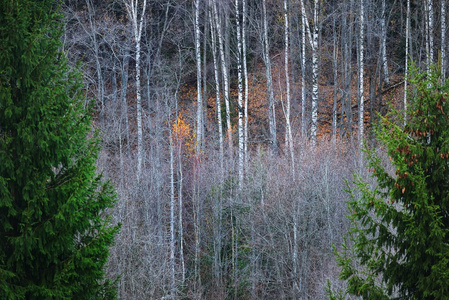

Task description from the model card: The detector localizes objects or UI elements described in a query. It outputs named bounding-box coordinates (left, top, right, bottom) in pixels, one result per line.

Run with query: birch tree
left=332, top=5, right=338, bottom=145
left=380, top=0, right=389, bottom=85
left=425, top=0, right=434, bottom=73
left=283, top=0, right=294, bottom=176
left=169, top=121, right=176, bottom=299
left=209, top=3, right=224, bottom=172
left=212, top=0, right=232, bottom=154
left=358, top=0, right=365, bottom=149
left=243, top=0, right=249, bottom=170
left=262, top=0, right=278, bottom=153
left=209, top=5, right=224, bottom=285
left=300, top=0, right=319, bottom=146
left=404, top=0, right=410, bottom=124
left=123, top=0, right=147, bottom=180
left=195, top=0, right=203, bottom=152
left=340, top=0, right=354, bottom=139
left=235, top=0, right=244, bottom=185
left=442, top=0, right=446, bottom=80
left=301, top=12, right=306, bottom=138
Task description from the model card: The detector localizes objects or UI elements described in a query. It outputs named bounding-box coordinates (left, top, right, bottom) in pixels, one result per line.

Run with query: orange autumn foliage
left=171, top=113, right=196, bottom=156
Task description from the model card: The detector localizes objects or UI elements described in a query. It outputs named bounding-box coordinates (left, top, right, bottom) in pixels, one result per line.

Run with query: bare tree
left=212, top=0, right=233, bottom=155
left=301, top=11, right=306, bottom=138
left=283, top=0, right=295, bottom=177
left=425, top=0, right=434, bottom=74
left=122, top=0, right=147, bottom=180
left=300, top=0, right=320, bottom=146
left=209, top=1, right=224, bottom=172
left=380, top=0, right=389, bottom=85
left=340, top=0, right=355, bottom=140
left=404, top=0, right=410, bottom=124
left=169, top=118, right=176, bottom=299
left=235, top=0, right=245, bottom=187
left=442, top=0, right=446, bottom=80
left=243, top=0, right=249, bottom=171
left=358, top=0, right=365, bottom=149
left=262, top=0, right=278, bottom=153
left=195, top=0, right=203, bottom=152
left=332, top=5, right=339, bottom=145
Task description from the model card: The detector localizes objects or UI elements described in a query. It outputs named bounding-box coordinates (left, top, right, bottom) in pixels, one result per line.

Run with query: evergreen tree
left=332, top=66, right=449, bottom=299
left=0, top=1, right=119, bottom=299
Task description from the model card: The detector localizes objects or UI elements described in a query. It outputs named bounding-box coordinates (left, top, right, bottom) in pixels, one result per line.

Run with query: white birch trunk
left=425, top=0, right=434, bottom=74
left=177, top=142, right=185, bottom=284
left=209, top=4, right=224, bottom=172
left=209, top=4, right=224, bottom=285
left=300, top=0, right=319, bottom=146
left=135, top=40, right=143, bottom=179
left=235, top=0, right=244, bottom=186
left=332, top=11, right=338, bottom=145
left=123, top=0, right=147, bottom=181
left=301, top=13, right=306, bottom=138
left=212, top=0, right=233, bottom=154
left=429, top=0, right=433, bottom=67
left=243, top=0, right=249, bottom=170
left=195, top=0, right=203, bottom=152
left=263, top=0, right=278, bottom=153
left=284, top=0, right=295, bottom=177
left=359, top=0, right=365, bottom=149
left=404, top=0, right=410, bottom=124
left=202, top=15, right=208, bottom=143
left=381, top=0, right=389, bottom=85
left=311, top=0, right=319, bottom=147
left=442, top=0, right=446, bottom=80
left=169, top=129, right=176, bottom=299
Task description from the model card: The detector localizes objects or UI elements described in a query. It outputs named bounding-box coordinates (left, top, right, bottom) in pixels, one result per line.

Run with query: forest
left=2, top=0, right=449, bottom=299
left=63, top=0, right=447, bottom=298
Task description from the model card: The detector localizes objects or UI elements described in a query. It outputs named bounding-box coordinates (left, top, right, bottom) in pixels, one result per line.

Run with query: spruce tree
left=0, top=1, right=119, bottom=299
left=333, top=66, right=449, bottom=299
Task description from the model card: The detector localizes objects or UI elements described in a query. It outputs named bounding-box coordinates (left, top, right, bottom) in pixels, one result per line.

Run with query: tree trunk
left=332, top=8, right=338, bottom=145
left=301, top=13, right=306, bottom=138
left=209, top=2, right=224, bottom=172
left=425, top=0, right=434, bottom=74
left=381, top=0, right=389, bottom=85
left=283, top=0, right=295, bottom=177
left=358, top=0, right=365, bottom=149
left=123, top=0, right=147, bottom=181
left=300, top=0, right=319, bottom=146
left=86, top=0, right=105, bottom=125
left=442, top=0, right=446, bottom=80
left=210, top=7, right=224, bottom=284
left=311, top=0, right=319, bottom=147
left=341, top=0, right=354, bottom=140
left=193, top=161, right=202, bottom=294
left=235, top=0, right=244, bottom=187
left=263, top=0, right=278, bottom=153
left=243, top=0, right=249, bottom=171
left=169, top=126, right=176, bottom=299
left=212, top=0, right=232, bottom=155
left=177, top=126, right=186, bottom=285
left=121, top=47, right=131, bottom=155
left=195, top=0, right=203, bottom=153
left=404, top=0, right=410, bottom=124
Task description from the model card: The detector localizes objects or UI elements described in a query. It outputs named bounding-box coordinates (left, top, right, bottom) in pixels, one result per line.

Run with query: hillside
left=59, top=0, right=448, bottom=298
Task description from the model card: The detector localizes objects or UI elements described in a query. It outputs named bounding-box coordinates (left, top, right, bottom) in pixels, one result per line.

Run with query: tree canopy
left=332, top=66, right=449, bottom=299
left=0, top=0, right=119, bottom=298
